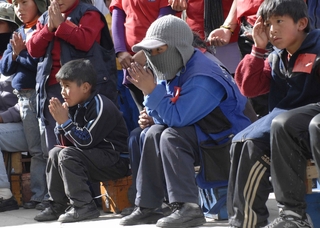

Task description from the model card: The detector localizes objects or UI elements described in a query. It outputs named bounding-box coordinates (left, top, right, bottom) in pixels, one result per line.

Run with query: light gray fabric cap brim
left=132, top=39, right=166, bottom=53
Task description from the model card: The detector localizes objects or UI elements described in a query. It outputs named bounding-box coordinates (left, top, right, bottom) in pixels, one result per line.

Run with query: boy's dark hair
left=258, top=0, right=310, bottom=33
left=192, top=32, right=215, bottom=55
left=56, top=59, right=97, bottom=92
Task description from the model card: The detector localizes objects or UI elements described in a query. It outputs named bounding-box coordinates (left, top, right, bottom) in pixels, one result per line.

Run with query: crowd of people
left=0, top=0, right=320, bottom=228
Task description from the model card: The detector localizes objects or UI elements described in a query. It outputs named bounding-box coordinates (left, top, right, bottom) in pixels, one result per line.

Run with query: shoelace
left=169, top=202, right=183, bottom=213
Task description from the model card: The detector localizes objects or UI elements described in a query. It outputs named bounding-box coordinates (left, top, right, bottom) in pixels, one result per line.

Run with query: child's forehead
left=265, top=14, right=291, bottom=21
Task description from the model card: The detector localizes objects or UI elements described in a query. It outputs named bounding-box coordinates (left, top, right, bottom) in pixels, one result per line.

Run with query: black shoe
left=0, top=196, right=19, bottom=212
left=35, top=201, right=50, bottom=210
left=120, top=206, right=165, bottom=225
left=34, top=202, right=67, bottom=222
left=57, top=201, right=100, bottom=223
left=156, top=202, right=206, bottom=228
left=23, top=201, right=39, bottom=209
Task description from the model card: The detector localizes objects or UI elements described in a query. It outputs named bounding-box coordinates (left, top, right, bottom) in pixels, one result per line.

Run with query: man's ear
left=82, top=82, right=92, bottom=93
left=298, top=17, right=309, bottom=31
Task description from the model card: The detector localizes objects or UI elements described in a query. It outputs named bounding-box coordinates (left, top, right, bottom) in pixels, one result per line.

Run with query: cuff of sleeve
left=55, top=20, right=77, bottom=39
left=251, top=46, right=269, bottom=59
left=61, top=119, right=72, bottom=128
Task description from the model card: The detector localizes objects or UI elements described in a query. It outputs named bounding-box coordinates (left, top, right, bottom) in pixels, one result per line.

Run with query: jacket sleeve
left=59, top=96, right=120, bottom=149
left=1, top=43, right=38, bottom=76
left=54, top=11, right=104, bottom=51
left=26, top=21, right=55, bottom=58
left=235, top=46, right=272, bottom=98
left=145, top=76, right=226, bottom=127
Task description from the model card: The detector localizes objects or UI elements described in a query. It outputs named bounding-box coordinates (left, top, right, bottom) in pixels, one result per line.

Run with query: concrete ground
left=0, top=193, right=279, bottom=228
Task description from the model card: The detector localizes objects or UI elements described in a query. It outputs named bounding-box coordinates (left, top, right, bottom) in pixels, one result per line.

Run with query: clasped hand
left=126, top=62, right=156, bottom=96
left=48, top=97, right=69, bottom=125
left=10, top=32, right=25, bottom=59
left=47, top=1, right=65, bottom=32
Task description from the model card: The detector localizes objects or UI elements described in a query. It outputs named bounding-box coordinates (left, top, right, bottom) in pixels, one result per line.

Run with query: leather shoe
left=35, top=201, right=50, bottom=210
left=156, top=202, right=206, bottom=228
left=57, top=201, right=100, bottom=223
left=120, top=206, right=165, bottom=225
left=34, top=202, right=67, bottom=222
left=0, top=196, right=19, bottom=212
left=23, top=201, right=39, bottom=209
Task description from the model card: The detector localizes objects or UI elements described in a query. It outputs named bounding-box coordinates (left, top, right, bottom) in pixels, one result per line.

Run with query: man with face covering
left=119, top=15, right=255, bottom=227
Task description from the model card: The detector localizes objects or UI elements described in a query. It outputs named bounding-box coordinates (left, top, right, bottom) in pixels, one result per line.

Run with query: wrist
left=220, top=25, right=235, bottom=35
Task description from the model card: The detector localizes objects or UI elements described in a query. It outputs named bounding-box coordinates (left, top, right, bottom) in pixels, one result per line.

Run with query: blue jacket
left=36, top=2, right=117, bottom=124
left=145, top=50, right=253, bottom=187
left=0, top=25, right=39, bottom=90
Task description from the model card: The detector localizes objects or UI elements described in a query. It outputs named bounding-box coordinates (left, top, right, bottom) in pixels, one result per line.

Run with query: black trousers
left=135, top=125, right=200, bottom=208
left=270, top=103, right=320, bottom=215
left=47, top=146, right=129, bottom=207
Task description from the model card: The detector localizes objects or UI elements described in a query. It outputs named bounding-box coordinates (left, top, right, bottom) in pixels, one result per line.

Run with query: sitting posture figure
left=34, top=59, right=129, bottom=223
left=227, top=0, right=320, bottom=227
left=119, top=15, right=254, bottom=228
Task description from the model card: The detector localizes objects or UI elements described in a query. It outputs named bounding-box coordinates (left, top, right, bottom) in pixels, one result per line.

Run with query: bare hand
left=169, top=0, right=187, bottom=11
left=48, top=1, right=64, bottom=30
left=117, top=51, right=133, bottom=69
left=138, top=108, right=154, bottom=129
left=207, top=28, right=232, bottom=47
left=48, top=97, right=69, bottom=125
left=10, top=32, right=26, bottom=60
left=252, top=16, right=269, bottom=49
left=127, top=62, right=155, bottom=95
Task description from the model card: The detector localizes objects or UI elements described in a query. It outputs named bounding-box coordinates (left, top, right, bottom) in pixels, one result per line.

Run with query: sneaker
left=156, top=202, right=206, bottom=228
left=265, top=210, right=313, bottom=228
left=57, top=201, right=100, bottom=223
left=119, top=206, right=165, bottom=225
left=0, top=196, right=19, bottom=212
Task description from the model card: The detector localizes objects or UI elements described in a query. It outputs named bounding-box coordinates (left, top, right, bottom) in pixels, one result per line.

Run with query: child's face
left=13, top=0, right=39, bottom=24
left=264, top=15, right=307, bottom=54
left=59, top=79, right=91, bottom=107
left=51, top=0, right=77, bottom=13
left=0, top=20, right=11, bottom=33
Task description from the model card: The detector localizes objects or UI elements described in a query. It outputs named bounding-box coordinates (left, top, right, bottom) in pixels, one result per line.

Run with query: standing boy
left=0, top=0, right=49, bottom=210
left=26, top=0, right=117, bottom=152
left=34, top=59, right=129, bottom=223
left=227, top=0, right=320, bottom=227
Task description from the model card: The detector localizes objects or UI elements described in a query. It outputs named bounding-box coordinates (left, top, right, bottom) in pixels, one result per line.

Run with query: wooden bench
left=100, top=175, right=132, bottom=214
left=306, top=160, right=319, bottom=194
left=3, top=151, right=31, bottom=206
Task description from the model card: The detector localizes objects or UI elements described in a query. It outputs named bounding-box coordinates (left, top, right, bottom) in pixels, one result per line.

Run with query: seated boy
left=227, top=0, right=320, bottom=227
left=34, top=59, right=129, bottom=223
left=119, top=15, right=254, bottom=227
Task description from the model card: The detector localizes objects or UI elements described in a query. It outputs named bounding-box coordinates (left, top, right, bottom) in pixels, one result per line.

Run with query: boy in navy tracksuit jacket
left=34, top=59, right=129, bottom=223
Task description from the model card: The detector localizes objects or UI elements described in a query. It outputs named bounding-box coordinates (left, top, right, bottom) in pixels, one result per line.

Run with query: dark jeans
left=47, top=146, right=129, bottom=207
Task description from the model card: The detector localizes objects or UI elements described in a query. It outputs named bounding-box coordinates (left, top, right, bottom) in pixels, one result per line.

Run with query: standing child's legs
left=16, top=89, right=48, bottom=209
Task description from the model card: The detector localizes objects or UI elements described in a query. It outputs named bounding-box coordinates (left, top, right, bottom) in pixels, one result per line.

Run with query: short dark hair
left=55, top=59, right=97, bottom=92
left=258, top=0, right=310, bottom=33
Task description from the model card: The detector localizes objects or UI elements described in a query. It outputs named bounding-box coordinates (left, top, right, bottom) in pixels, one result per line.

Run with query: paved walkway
left=0, top=194, right=279, bottom=228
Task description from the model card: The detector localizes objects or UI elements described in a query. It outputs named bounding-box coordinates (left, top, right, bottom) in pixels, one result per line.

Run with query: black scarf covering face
left=0, top=33, right=11, bottom=57
left=204, top=0, right=224, bottom=39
